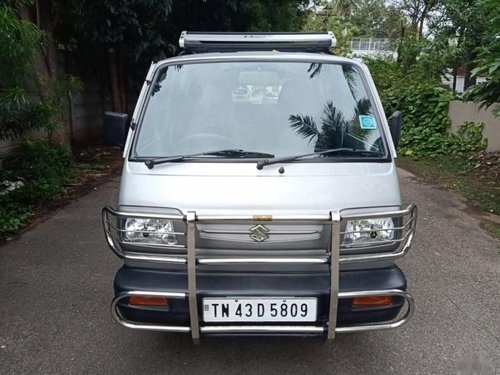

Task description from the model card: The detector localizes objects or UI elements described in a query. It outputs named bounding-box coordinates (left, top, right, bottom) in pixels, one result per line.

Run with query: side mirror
left=103, top=112, right=129, bottom=147
left=388, top=111, right=402, bottom=148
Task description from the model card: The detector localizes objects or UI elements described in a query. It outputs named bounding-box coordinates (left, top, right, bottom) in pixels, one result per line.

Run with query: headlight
left=124, top=218, right=177, bottom=245
left=343, top=218, right=395, bottom=246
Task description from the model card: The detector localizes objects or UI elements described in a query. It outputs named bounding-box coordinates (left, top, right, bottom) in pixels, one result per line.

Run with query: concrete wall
left=0, top=139, right=23, bottom=156
left=0, top=130, right=48, bottom=158
left=69, top=78, right=106, bottom=144
left=0, top=89, right=104, bottom=159
left=449, top=100, right=500, bottom=152
left=0, top=70, right=108, bottom=159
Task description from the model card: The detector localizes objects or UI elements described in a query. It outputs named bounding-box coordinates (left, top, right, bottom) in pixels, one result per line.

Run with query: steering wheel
left=176, top=133, right=238, bottom=153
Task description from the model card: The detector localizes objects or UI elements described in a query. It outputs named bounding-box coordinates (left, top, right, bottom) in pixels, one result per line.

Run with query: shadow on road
left=103, top=331, right=388, bottom=374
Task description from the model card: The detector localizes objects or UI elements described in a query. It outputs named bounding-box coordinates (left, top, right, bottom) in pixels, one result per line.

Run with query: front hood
left=118, top=161, right=401, bottom=215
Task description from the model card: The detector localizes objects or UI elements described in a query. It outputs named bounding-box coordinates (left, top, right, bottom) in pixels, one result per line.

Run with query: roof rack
left=178, top=31, right=337, bottom=53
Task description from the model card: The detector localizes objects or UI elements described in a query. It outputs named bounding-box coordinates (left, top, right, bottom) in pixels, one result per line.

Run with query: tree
left=429, top=0, right=489, bottom=90
left=17, top=0, right=81, bottom=147
left=464, top=0, right=500, bottom=115
left=235, top=0, right=310, bottom=31
left=350, top=0, right=406, bottom=40
left=0, top=2, right=56, bottom=141
left=332, top=0, right=361, bottom=19
left=53, top=0, right=174, bottom=113
left=53, top=0, right=309, bottom=114
left=303, top=0, right=356, bottom=55
left=396, top=0, right=439, bottom=38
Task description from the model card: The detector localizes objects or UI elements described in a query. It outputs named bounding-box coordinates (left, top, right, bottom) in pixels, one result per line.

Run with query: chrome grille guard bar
left=102, top=204, right=417, bottom=265
left=102, top=204, right=417, bottom=342
left=111, top=289, right=414, bottom=335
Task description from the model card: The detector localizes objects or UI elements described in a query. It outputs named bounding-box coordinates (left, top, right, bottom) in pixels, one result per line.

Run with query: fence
left=350, top=38, right=392, bottom=52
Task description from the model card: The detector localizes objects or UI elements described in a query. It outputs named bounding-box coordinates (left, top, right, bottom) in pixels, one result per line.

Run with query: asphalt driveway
left=0, top=170, right=499, bottom=374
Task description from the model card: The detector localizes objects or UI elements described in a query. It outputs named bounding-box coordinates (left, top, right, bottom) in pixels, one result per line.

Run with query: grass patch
left=480, top=220, right=500, bottom=240
left=0, top=141, right=121, bottom=243
left=0, top=140, right=74, bottom=241
left=398, top=153, right=500, bottom=216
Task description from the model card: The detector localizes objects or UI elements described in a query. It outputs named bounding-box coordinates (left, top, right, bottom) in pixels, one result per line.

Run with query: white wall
left=449, top=100, right=500, bottom=152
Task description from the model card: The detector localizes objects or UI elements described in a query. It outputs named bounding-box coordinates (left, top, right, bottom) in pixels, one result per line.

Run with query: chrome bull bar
left=111, top=289, right=414, bottom=335
left=102, top=205, right=417, bottom=265
left=102, top=204, right=417, bottom=342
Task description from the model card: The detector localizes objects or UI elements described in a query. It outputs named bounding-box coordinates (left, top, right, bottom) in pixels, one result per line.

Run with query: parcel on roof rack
left=179, top=31, right=337, bottom=52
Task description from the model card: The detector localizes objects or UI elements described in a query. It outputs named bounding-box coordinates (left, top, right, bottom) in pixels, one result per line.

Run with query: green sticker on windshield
left=359, top=115, right=377, bottom=129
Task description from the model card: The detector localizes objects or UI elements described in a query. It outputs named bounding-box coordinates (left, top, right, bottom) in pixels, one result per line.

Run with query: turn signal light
left=129, top=296, right=169, bottom=306
left=352, top=295, right=392, bottom=306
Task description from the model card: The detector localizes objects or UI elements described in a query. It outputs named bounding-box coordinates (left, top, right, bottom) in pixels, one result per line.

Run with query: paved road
left=1, top=170, right=499, bottom=374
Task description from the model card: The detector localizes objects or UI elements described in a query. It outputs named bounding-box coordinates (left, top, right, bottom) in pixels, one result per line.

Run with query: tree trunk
left=21, top=1, right=71, bottom=149
left=418, top=3, right=428, bottom=39
left=117, top=46, right=127, bottom=113
left=98, top=64, right=107, bottom=117
left=37, top=0, right=70, bottom=148
left=37, top=1, right=58, bottom=79
left=410, top=0, right=421, bottom=34
left=463, top=63, right=477, bottom=91
left=452, top=66, right=457, bottom=92
left=108, top=49, right=125, bottom=113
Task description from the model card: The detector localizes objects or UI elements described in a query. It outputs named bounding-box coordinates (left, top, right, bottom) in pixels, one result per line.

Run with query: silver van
left=102, top=32, right=417, bottom=343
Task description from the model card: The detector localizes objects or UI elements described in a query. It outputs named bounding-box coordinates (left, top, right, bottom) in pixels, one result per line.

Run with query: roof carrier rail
left=179, top=31, right=337, bottom=53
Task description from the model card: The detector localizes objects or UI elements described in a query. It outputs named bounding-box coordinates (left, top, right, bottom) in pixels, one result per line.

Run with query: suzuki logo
left=249, top=224, right=270, bottom=242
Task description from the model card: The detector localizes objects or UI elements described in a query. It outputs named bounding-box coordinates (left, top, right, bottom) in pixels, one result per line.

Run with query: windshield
left=133, top=61, right=387, bottom=160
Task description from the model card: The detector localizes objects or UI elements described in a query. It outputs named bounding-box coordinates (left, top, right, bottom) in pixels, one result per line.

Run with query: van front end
left=101, top=32, right=418, bottom=342
left=102, top=201, right=416, bottom=341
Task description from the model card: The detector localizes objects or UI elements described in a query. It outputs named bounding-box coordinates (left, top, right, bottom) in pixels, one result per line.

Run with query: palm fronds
left=289, top=113, right=319, bottom=144
left=289, top=101, right=349, bottom=151
left=307, top=63, right=323, bottom=79
left=354, top=98, right=371, bottom=117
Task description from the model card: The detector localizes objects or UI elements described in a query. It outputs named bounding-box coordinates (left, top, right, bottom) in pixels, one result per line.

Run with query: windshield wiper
left=205, top=149, right=275, bottom=158
left=256, top=148, right=381, bottom=170
left=145, top=149, right=275, bottom=169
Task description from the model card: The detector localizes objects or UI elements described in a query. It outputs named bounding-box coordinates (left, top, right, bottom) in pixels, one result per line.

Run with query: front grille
left=198, top=223, right=322, bottom=243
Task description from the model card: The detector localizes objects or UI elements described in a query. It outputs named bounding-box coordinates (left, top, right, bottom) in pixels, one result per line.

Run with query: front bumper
left=112, top=264, right=412, bottom=338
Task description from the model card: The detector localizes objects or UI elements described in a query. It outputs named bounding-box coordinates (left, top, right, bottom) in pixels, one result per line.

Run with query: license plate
left=202, top=297, right=317, bottom=322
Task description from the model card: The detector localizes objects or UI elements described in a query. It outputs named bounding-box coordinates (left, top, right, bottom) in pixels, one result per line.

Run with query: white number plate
left=203, top=297, right=317, bottom=322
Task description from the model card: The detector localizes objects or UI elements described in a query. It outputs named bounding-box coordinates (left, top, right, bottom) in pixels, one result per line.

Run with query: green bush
left=0, top=202, right=34, bottom=237
left=0, top=102, right=57, bottom=141
left=364, top=58, right=487, bottom=158
left=3, top=140, right=73, bottom=198
left=0, top=4, right=81, bottom=241
left=0, top=140, right=74, bottom=240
